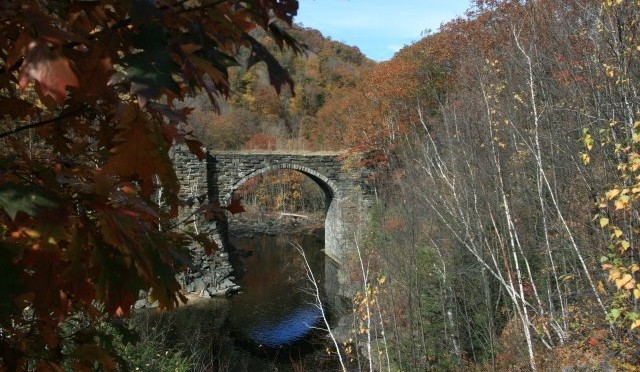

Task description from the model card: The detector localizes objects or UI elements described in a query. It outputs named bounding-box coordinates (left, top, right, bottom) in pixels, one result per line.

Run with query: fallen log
left=279, top=212, right=309, bottom=219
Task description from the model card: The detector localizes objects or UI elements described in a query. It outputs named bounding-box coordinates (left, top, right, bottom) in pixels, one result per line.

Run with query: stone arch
left=220, top=163, right=341, bottom=207
left=221, top=163, right=345, bottom=263
left=172, top=146, right=373, bottom=297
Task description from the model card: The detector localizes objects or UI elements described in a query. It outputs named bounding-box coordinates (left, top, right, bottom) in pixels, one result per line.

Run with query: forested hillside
left=323, top=0, right=640, bottom=370
left=188, top=0, right=640, bottom=368
left=186, top=26, right=372, bottom=152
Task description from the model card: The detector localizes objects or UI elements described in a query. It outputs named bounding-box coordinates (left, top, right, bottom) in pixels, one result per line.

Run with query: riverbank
left=227, top=211, right=324, bottom=238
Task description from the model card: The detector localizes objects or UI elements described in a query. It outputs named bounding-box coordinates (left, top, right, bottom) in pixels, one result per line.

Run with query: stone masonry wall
left=208, top=151, right=374, bottom=266
left=134, top=147, right=375, bottom=309
left=170, top=144, right=237, bottom=298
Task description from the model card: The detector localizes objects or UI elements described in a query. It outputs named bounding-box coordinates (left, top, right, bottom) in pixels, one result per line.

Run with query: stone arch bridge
left=172, top=145, right=374, bottom=264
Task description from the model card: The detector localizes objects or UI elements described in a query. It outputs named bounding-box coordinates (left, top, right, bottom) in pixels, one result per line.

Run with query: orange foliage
left=245, top=133, right=278, bottom=150
left=316, top=55, right=427, bottom=154
left=382, top=216, right=405, bottom=232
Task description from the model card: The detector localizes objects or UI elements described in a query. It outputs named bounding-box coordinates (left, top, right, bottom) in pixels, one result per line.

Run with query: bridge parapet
left=208, top=152, right=348, bottom=203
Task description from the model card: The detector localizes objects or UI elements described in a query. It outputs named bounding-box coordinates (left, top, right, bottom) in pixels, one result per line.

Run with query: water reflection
left=228, top=234, right=327, bottom=350
left=249, top=306, right=322, bottom=347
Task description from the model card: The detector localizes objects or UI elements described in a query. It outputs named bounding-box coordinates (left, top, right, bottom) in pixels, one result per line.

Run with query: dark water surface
left=156, top=233, right=341, bottom=371
left=221, top=233, right=344, bottom=371
left=228, top=234, right=328, bottom=350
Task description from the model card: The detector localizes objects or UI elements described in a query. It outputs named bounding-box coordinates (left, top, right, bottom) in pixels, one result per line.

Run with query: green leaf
left=0, top=182, right=58, bottom=220
left=608, top=308, right=621, bottom=321
left=123, top=23, right=181, bottom=106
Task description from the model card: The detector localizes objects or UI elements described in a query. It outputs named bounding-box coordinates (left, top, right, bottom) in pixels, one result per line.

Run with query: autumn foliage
left=291, top=0, right=640, bottom=370
left=0, top=0, right=300, bottom=369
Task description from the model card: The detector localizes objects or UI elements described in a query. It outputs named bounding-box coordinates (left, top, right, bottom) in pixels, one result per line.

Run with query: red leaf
left=185, top=138, right=206, bottom=161
left=18, top=39, right=79, bottom=104
left=23, top=5, right=88, bottom=47
left=161, top=122, right=179, bottom=144
left=6, top=32, right=32, bottom=69
left=225, top=198, right=245, bottom=215
left=69, top=35, right=117, bottom=104
left=102, top=103, right=178, bottom=199
left=187, top=232, right=219, bottom=256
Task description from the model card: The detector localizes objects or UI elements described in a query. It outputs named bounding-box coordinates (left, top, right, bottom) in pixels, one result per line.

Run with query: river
left=145, top=231, right=343, bottom=371
left=228, top=234, right=328, bottom=348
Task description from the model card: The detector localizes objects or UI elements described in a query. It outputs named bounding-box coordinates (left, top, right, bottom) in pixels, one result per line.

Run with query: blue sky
left=296, top=0, right=472, bottom=61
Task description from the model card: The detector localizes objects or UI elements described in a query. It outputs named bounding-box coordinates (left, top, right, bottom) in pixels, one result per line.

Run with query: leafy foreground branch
left=0, top=0, right=301, bottom=369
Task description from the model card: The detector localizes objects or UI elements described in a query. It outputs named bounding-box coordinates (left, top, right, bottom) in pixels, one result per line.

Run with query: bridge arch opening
left=219, top=164, right=345, bottom=350
left=220, top=163, right=343, bottom=263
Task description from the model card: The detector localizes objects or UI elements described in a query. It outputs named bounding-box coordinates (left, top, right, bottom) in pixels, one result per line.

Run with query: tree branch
left=0, top=105, right=86, bottom=139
